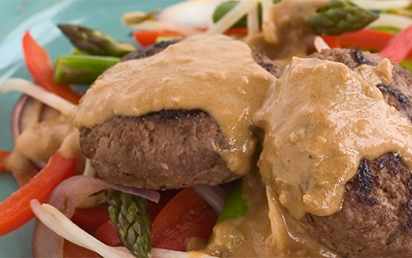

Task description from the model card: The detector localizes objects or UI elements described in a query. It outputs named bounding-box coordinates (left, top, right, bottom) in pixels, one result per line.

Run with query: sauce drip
left=204, top=170, right=337, bottom=257
left=254, top=57, right=412, bottom=218
left=7, top=115, right=74, bottom=186
left=204, top=171, right=273, bottom=257
left=73, top=34, right=276, bottom=175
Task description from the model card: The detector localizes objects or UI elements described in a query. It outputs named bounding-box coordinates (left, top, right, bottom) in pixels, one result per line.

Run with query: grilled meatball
left=303, top=49, right=412, bottom=257
left=80, top=110, right=239, bottom=189
left=80, top=39, right=278, bottom=190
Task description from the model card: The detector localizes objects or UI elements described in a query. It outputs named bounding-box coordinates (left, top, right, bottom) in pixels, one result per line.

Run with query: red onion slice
left=193, top=185, right=227, bottom=214
left=32, top=176, right=160, bottom=258
left=11, top=94, right=61, bottom=140
left=11, top=94, right=40, bottom=140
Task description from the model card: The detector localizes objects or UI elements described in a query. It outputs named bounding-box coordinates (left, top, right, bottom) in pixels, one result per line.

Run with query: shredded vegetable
left=30, top=199, right=137, bottom=258
left=1, top=78, right=76, bottom=117
left=207, top=0, right=259, bottom=35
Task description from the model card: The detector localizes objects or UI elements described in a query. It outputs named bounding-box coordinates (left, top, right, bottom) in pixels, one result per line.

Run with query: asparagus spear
left=58, top=24, right=137, bottom=57
left=54, top=55, right=119, bottom=84
left=70, top=48, right=88, bottom=55
left=213, top=0, right=377, bottom=36
left=308, top=0, right=378, bottom=35
left=108, top=190, right=152, bottom=258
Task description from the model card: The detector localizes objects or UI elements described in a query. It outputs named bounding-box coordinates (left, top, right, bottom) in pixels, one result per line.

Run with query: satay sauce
left=73, top=34, right=276, bottom=175
left=73, top=35, right=412, bottom=253
left=254, top=57, right=412, bottom=218
left=9, top=33, right=412, bottom=257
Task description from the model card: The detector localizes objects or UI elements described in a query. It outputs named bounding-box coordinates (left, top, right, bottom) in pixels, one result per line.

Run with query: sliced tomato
left=95, top=220, right=122, bottom=246
left=22, top=31, right=81, bottom=104
left=0, top=150, right=11, bottom=172
left=151, top=187, right=218, bottom=251
left=146, top=189, right=180, bottom=221
left=71, top=206, right=109, bottom=233
left=63, top=240, right=100, bottom=258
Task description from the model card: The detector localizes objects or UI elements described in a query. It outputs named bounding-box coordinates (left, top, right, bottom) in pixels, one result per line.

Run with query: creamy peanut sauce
left=246, top=0, right=329, bottom=65
left=73, top=34, right=276, bottom=175
left=204, top=171, right=273, bottom=257
left=254, top=57, right=412, bottom=218
left=204, top=171, right=337, bottom=257
left=6, top=115, right=75, bottom=186
left=6, top=28, right=411, bottom=257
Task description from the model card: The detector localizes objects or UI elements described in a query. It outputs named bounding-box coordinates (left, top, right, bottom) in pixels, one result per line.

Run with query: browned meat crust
left=80, top=110, right=240, bottom=189
left=120, top=40, right=180, bottom=61
left=303, top=49, right=412, bottom=257
left=252, top=51, right=283, bottom=78
left=304, top=153, right=412, bottom=257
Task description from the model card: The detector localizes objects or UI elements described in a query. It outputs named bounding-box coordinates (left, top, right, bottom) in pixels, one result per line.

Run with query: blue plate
left=0, top=0, right=180, bottom=256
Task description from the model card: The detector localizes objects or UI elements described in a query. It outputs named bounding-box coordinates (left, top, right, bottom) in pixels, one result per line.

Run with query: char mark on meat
left=304, top=48, right=412, bottom=257
left=354, top=159, right=378, bottom=205
left=378, top=85, right=411, bottom=106
left=120, top=40, right=180, bottom=61
left=354, top=50, right=372, bottom=66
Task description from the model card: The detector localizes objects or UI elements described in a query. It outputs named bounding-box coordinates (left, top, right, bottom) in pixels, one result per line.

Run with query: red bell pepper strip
left=337, top=29, right=394, bottom=51
left=22, top=31, right=81, bottom=104
left=337, top=29, right=412, bottom=61
left=0, top=151, right=77, bottom=236
left=321, top=35, right=341, bottom=49
left=133, top=30, right=185, bottom=47
left=133, top=27, right=249, bottom=47
left=380, top=24, right=412, bottom=63
left=151, top=187, right=218, bottom=251
left=196, top=27, right=248, bottom=36
left=224, top=27, right=248, bottom=36
left=64, top=240, right=100, bottom=258
left=0, top=150, right=11, bottom=172
left=71, top=206, right=110, bottom=233
left=95, top=220, right=122, bottom=246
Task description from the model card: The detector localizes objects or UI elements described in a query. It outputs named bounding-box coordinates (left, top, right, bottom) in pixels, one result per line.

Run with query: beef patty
left=80, top=110, right=239, bottom=189
left=303, top=49, right=412, bottom=257
left=80, top=41, right=280, bottom=190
